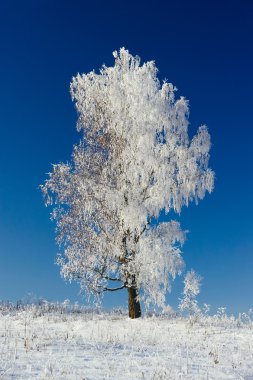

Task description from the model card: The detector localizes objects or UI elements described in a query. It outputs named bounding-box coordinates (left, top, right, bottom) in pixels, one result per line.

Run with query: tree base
left=128, top=287, right=141, bottom=319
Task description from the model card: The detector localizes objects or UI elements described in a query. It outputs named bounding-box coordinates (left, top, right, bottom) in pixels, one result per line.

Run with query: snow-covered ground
left=0, top=304, right=252, bottom=379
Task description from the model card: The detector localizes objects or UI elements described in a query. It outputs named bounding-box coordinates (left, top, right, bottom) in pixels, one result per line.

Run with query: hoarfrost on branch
left=179, top=270, right=202, bottom=315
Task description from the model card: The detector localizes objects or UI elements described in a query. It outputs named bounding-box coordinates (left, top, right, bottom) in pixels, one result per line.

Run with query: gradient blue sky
left=0, top=0, right=252, bottom=314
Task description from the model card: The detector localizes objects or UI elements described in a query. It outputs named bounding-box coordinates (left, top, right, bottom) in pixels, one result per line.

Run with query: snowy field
left=0, top=303, right=253, bottom=379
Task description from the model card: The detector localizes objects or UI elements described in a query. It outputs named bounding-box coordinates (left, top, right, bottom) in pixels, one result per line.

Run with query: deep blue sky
left=0, top=0, right=252, bottom=314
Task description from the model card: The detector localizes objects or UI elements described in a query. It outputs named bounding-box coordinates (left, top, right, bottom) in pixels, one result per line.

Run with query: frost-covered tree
left=179, top=270, right=202, bottom=316
left=42, top=48, right=214, bottom=318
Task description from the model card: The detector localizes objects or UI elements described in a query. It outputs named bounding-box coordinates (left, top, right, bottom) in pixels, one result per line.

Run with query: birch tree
left=42, top=48, right=214, bottom=318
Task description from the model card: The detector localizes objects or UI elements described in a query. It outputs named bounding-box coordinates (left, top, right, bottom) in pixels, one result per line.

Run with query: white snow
left=1, top=304, right=252, bottom=379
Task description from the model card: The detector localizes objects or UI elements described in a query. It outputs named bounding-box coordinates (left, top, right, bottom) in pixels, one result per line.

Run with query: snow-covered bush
left=179, top=270, right=202, bottom=317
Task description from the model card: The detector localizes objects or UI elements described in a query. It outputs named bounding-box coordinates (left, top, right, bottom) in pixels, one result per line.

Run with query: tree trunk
left=128, top=287, right=141, bottom=319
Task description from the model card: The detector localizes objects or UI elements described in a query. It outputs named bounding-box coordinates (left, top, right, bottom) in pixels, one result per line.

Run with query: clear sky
left=0, top=0, right=252, bottom=314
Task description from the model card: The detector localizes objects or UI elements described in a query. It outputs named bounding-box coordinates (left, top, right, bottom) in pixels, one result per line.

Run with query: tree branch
left=141, top=169, right=154, bottom=202
left=103, top=285, right=125, bottom=292
left=105, top=276, right=122, bottom=282
left=135, top=217, right=151, bottom=243
left=94, top=267, right=123, bottom=282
